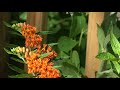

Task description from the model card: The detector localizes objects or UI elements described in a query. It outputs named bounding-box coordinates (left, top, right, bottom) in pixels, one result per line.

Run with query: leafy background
left=4, top=12, right=88, bottom=78
left=5, top=12, right=120, bottom=78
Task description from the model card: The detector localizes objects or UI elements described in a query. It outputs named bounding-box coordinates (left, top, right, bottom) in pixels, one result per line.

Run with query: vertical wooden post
left=25, top=12, right=48, bottom=72
left=85, top=12, right=105, bottom=78
left=27, top=12, right=48, bottom=32
left=0, top=12, right=11, bottom=78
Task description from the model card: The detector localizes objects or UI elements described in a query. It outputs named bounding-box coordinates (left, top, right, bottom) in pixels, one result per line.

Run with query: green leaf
left=4, top=48, right=13, bottom=54
left=71, top=50, right=80, bottom=69
left=58, top=36, right=78, bottom=52
left=10, top=57, right=25, bottom=64
left=97, top=25, right=105, bottom=51
left=112, top=61, right=120, bottom=74
left=9, top=31, right=22, bottom=36
left=38, top=52, right=52, bottom=58
left=96, top=69, right=119, bottom=78
left=110, top=27, right=120, bottom=55
left=79, top=15, right=86, bottom=31
left=36, top=30, right=58, bottom=35
left=104, top=34, right=110, bottom=49
left=5, top=43, right=18, bottom=48
left=8, top=64, right=25, bottom=74
left=3, top=21, right=11, bottom=28
left=69, top=15, right=87, bottom=38
left=9, top=74, right=33, bottom=78
left=113, top=25, right=120, bottom=39
left=53, top=65, right=62, bottom=69
left=48, top=43, right=58, bottom=46
left=19, top=12, right=27, bottom=21
left=61, top=61, right=81, bottom=78
left=96, top=52, right=118, bottom=61
left=58, top=51, right=70, bottom=59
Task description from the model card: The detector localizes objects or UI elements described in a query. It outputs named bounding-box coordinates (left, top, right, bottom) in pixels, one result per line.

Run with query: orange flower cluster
left=18, top=23, right=42, bottom=48
left=17, top=23, right=60, bottom=78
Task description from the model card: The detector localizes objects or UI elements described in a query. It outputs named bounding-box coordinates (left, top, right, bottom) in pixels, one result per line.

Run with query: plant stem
left=78, top=29, right=83, bottom=47
left=69, top=14, right=74, bottom=37
left=99, top=61, right=107, bottom=72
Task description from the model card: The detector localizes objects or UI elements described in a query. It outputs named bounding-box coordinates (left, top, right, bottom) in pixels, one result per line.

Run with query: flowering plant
left=4, top=22, right=61, bottom=78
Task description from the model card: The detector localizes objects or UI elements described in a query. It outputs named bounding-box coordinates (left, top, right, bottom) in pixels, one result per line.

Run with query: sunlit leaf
left=110, top=26, right=120, bottom=55
left=96, top=52, right=118, bottom=61
left=112, top=61, right=120, bottom=74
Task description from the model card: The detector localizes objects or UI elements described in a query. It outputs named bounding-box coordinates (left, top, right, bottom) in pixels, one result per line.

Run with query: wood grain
left=85, top=12, right=105, bottom=78
left=0, top=12, right=11, bottom=78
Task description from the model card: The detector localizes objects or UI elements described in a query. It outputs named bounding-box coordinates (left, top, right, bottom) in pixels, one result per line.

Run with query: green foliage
left=58, top=36, right=78, bottom=52
left=97, top=13, right=120, bottom=77
left=4, top=12, right=88, bottom=78
left=96, top=52, right=118, bottom=61
left=110, top=28, right=120, bottom=56
left=71, top=50, right=80, bottom=70
left=8, top=64, right=25, bottom=74
left=97, top=25, right=105, bottom=52
left=112, top=61, right=120, bottom=74
left=9, top=74, right=33, bottom=78
left=69, top=15, right=86, bottom=38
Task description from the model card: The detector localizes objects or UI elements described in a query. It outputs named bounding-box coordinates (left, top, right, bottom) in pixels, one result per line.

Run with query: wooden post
left=0, top=12, right=11, bottom=78
left=27, top=12, right=48, bottom=32
left=25, top=12, right=48, bottom=72
left=85, top=12, right=105, bottom=78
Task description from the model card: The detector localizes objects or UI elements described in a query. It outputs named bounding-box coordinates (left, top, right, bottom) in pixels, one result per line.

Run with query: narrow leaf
left=4, top=48, right=13, bottom=55
left=8, top=64, right=25, bottom=74
left=10, top=57, right=25, bottom=64
left=48, top=43, right=58, bottom=46
left=38, top=52, right=52, bottom=58
left=9, top=74, right=33, bottom=78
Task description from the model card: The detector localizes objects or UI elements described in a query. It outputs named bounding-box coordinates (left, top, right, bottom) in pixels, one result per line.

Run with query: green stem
left=79, top=29, right=83, bottom=47
left=96, top=60, right=107, bottom=78
left=69, top=15, right=74, bottom=37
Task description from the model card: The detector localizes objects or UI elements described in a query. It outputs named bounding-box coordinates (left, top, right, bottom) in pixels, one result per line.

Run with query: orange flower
left=16, top=22, right=60, bottom=78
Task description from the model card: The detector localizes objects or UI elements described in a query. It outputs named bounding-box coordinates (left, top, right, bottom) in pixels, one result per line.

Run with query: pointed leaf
left=8, top=64, right=25, bottom=74
left=48, top=43, right=58, bottom=46
left=19, top=12, right=27, bottom=21
left=110, top=28, right=120, bottom=55
left=3, top=21, right=11, bottom=28
left=96, top=52, right=119, bottom=61
left=4, top=48, right=13, bottom=55
left=10, top=57, right=25, bottom=64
